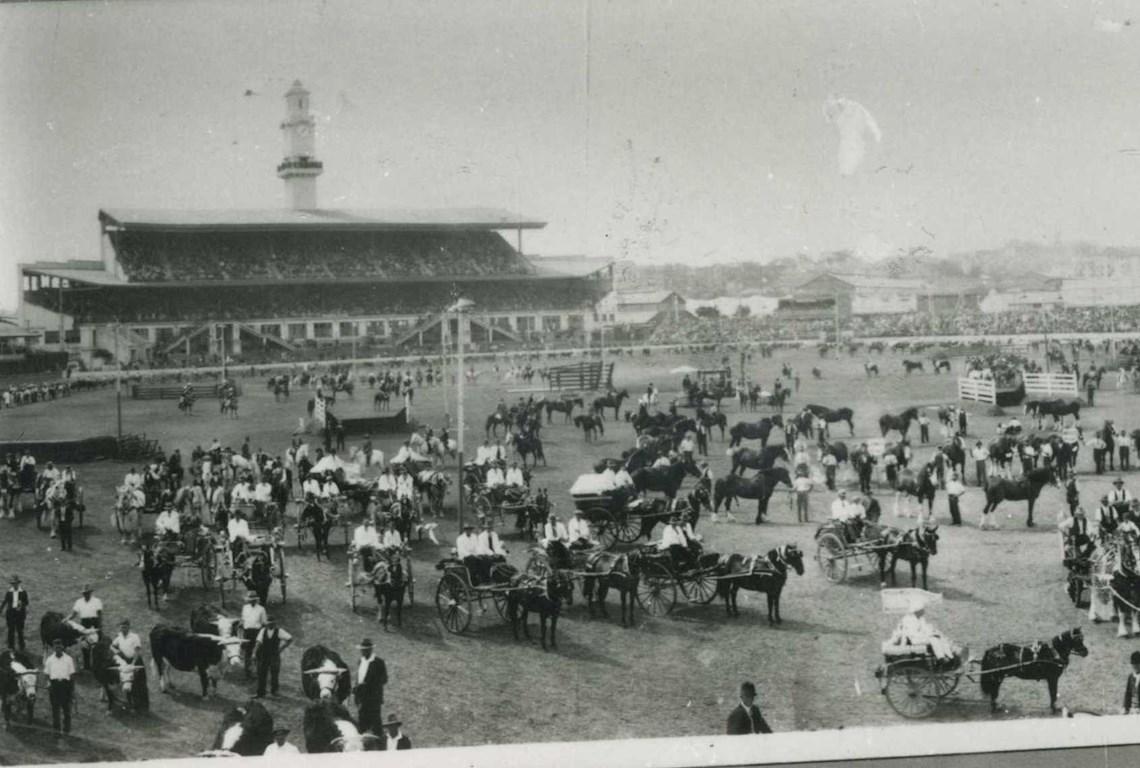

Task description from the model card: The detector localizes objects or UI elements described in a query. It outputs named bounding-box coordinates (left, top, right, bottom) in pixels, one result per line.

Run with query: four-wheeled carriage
left=568, top=491, right=668, bottom=550
left=434, top=559, right=520, bottom=634
left=347, top=544, right=415, bottom=613
left=634, top=547, right=721, bottom=616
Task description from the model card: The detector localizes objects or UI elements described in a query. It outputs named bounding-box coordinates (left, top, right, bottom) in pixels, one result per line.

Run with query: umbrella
left=670, top=365, right=699, bottom=375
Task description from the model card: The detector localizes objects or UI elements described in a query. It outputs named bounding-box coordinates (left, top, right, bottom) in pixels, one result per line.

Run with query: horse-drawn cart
left=348, top=545, right=414, bottom=613
left=217, top=534, right=287, bottom=605
left=634, top=547, right=720, bottom=616
left=814, top=520, right=896, bottom=584
left=434, top=559, right=520, bottom=634
left=875, top=647, right=973, bottom=718
left=569, top=491, right=669, bottom=550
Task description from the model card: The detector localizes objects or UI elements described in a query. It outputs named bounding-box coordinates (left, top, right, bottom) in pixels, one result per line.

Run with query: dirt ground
left=1, top=347, right=1138, bottom=763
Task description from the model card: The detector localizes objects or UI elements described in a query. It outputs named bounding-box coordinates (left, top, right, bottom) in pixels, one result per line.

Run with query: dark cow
left=92, top=636, right=148, bottom=712
left=303, top=700, right=382, bottom=752
left=0, top=649, right=38, bottom=727
left=200, top=700, right=274, bottom=757
left=301, top=645, right=351, bottom=702
left=39, top=610, right=99, bottom=662
left=150, top=624, right=244, bottom=698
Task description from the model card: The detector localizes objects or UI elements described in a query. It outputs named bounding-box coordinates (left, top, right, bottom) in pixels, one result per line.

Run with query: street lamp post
left=448, top=298, right=475, bottom=529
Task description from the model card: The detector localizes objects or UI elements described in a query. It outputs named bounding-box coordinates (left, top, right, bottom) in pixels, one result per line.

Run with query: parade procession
left=6, top=1, right=1140, bottom=765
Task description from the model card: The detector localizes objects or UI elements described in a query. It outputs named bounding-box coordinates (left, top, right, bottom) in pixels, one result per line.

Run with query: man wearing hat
left=380, top=713, right=411, bottom=750
left=68, top=584, right=102, bottom=669
left=394, top=466, right=415, bottom=506
left=155, top=502, right=181, bottom=538
left=1124, top=651, right=1140, bottom=714
left=944, top=472, right=965, bottom=526
left=240, top=592, right=268, bottom=677
left=567, top=508, right=594, bottom=551
left=1111, top=477, right=1133, bottom=508
left=660, top=513, right=696, bottom=570
left=542, top=512, right=569, bottom=547
left=353, top=638, right=387, bottom=735
left=473, top=519, right=507, bottom=583
left=263, top=726, right=299, bottom=755
left=253, top=616, right=293, bottom=698
left=1095, top=494, right=1120, bottom=539
left=352, top=516, right=381, bottom=572
left=725, top=681, right=772, bottom=735
left=1, top=575, right=29, bottom=650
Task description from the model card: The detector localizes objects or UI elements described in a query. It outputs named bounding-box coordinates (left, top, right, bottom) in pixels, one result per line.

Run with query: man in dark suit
left=1124, top=651, right=1140, bottom=714
left=353, top=638, right=387, bottom=734
left=380, top=713, right=412, bottom=750
left=2, top=575, right=29, bottom=650
left=725, top=681, right=772, bottom=735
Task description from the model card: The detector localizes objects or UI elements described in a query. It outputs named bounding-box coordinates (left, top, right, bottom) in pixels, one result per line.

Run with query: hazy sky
left=3, top=0, right=1140, bottom=308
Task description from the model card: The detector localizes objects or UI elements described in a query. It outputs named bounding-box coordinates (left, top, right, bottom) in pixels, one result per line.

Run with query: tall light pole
left=448, top=297, right=475, bottom=528
left=114, top=320, right=123, bottom=441
left=440, top=310, right=451, bottom=430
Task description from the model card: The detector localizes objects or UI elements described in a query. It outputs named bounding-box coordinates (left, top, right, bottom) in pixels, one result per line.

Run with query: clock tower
left=276, top=80, right=323, bottom=210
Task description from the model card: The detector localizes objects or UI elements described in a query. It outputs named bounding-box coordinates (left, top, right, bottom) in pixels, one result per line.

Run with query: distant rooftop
left=99, top=208, right=546, bottom=232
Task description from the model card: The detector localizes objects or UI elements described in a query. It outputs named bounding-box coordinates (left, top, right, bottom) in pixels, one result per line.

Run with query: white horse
left=113, top=486, right=143, bottom=545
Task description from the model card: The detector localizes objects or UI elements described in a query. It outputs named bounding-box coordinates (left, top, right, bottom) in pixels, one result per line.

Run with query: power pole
left=114, top=320, right=123, bottom=441
left=456, top=310, right=465, bottom=530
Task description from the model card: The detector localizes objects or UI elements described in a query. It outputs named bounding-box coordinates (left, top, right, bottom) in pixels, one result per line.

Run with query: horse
left=982, top=466, right=1057, bottom=527
left=864, top=362, right=880, bottom=377
left=931, top=358, right=952, bottom=374
left=300, top=645, right=351, bottom=702
left=241, top=550, right=273, bottom=607
left=877, top=524, right=939, bottom=589
left=895, top=468, right=937, bottom=514
left=506, top=573, right=575, bottom=651
left=728, top=416, right=784, bottom=448
left=879, top=407, right=919, bottom=439
left=298, top=501, right=334, bottom=559
left=372, top=390, right=390, bottom=411
left=178, top=394, right=195, bottom=414
left=138, top=540, right=177, bottom=609
left=1110, top=536, right=1140, bottom=638
left=978, top=628, right=1088, bottom=714
left=804, top=404, right=855, bottom=437
left=697, top=409, right=728, bottom=441
left=715, top=545, right=805, bottom=622
left=582, top=550, right=644, bottom=627
left=513, top=432, right=547, bottom=469
left=573, top=414, right=604, bottom=441
left=631, top=462, right=699, bottom=500
left=713, top=467, right=793, bottom=523
left=369, top=557, right=407, bottom=629
left=902, top=360, right=925, bottom=375
left=727, top=445, right=789, bottom=475
left=426, top=434, right=457, bottom=465
left=221, top=397, right=239, bottom=419
left=544, top=397, right=583, bottom=424
left=1024, top=399, right=1081, bottom=428
left=485, top=412, right=509, bottom=438
left=592, top=389, right=630, bottom=421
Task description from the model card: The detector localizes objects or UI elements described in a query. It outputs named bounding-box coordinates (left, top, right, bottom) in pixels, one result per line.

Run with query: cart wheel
left=525, top=554, right=552, bottom=580
left=884, top=668, right=939, bottom=718
left=931, top=671, right=960, bottom=698
left=591, top=508, right=618, bottom=550
left=816, top=533, right=848, bottom=583
left=436, top=573, right=472, bottom=634
left=614, top=513, right=641, bottom=544
left=404, top=557, right=414, bottom=606
left=636, top=560, right=677, bottom=616
left=683, top=569, right=719, bottom=605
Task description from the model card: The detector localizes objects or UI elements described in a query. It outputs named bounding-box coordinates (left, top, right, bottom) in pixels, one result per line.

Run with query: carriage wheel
left=683, top=570, right=719, bottom=605
left=816, top=533, right=848, bottom=583
left=613, top=513, right=641, bottom=544
left=930, top=671, right=960, bottom=698
left=199, top=546, right=217, bottom=589
left=275, top=545, right=287, bottom=603
left=525, top=554, right=552, bottom=580
left=884, top=668, right=940, bottom=718
left=591, top=508, right=618, bottom=550
left=436, top=573, right=472, bottom=634
left=637, top=560, right=677, bottom=616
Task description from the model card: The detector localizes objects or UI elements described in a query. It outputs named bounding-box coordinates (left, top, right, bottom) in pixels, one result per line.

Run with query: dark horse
left=804, top=404, right=855, bottom=437
left=715, top=545, right=804, bottom=622
left=485, top=412, right=509, bottom=438
left=979, top=628, right=1088, bottom=713
left=902, top=360, right=925, bottom=375
left=573, top=414, right=604, bottom=441
left=506, top=572, right=575, bottom=650
left=544, top=396, right=583, bottom=424
left=729, top=445, right=789, bottom=475
left=583, top=550, right=644, bottom=627
left=982, top=466, right=1056, bottom=527
left=895, top=468, right=937, bottom=514
left=370, top=557, right=407, bottom=630
left=631, top=461, right=699, bottom=500
left=592, top=389, right=630, bottom=421
left=1110, top=537, right=1140, bottom=638
left=512, top=432, right=547, bottom=469
left=138, top=539, right=177, bottom=609
left=728, top=416, right=784, bottom=448
left=877, top=524, right=939, bottom=590
left=713, top=467, right=793, bottom=523
left=879, top=406, right=919, bottom=439
left=242, top=550, right=273, bottom=607
left=299, top=500, right=335, bottom=559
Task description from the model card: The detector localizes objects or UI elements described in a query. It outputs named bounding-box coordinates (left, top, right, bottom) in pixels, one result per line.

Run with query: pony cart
left=347, top=544, right=414, bottom=613
left=217, top=533, right=287, bottom=605
left=814, top=519, right=896, bottom=584
left=569, top=487, right=670, bottom=550
left=434, top=558, right=520, bottom=634
left=633, top=545, right=720, bottom=616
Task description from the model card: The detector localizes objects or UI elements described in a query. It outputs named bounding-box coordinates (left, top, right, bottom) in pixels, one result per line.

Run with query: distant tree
left=734, top=305, right=752, bottom=318
left=695, top=306, right=721, bottom=319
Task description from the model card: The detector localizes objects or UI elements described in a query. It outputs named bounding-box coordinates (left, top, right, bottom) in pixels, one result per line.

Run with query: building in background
left=792, top=273, right=925, bottom=319
left=596, top=289, right=689, bottom=327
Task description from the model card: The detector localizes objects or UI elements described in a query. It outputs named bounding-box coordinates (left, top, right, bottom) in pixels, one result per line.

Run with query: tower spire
left=277, top=80, right=323, bottom=210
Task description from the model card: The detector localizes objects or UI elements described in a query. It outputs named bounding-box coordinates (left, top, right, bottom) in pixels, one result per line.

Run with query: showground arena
left=3, top=339, right=1140, bottom=764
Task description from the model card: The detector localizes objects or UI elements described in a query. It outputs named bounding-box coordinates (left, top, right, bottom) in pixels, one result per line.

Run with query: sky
left=3, top=0, right=1140, bottom=308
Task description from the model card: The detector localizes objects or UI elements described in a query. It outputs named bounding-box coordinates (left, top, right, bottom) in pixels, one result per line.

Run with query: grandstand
left=17, top=211, right=613, bottom=367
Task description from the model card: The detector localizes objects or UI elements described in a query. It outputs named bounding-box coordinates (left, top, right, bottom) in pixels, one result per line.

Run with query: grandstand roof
left=528, top=256, right=613, bottom=278
left=99, top=208, right=546, bottom=232
left=23, top=265, right=124, bottom=286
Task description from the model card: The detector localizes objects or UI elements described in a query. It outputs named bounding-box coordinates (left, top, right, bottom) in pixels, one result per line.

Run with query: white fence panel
left=1023, top=372, right=1078, bottom=397
left=957, top=377, right=996, bottom=404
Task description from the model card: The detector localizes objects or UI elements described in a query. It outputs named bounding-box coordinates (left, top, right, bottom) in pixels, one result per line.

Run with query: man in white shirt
left=567, top=509, right=594, bottom=549
left=302, top=475, right=322, bottom=499
left=44, top=639, right=76, bottom=734
left=254, top=479, right=273, bottom=516
left=263, top=727, right=300, bottom=755
left=69, top=584, right=103, bottom=669
left=228, top=509, right=252, bottom=544
left=154, top=503, right=181, bottom=537
left=614, top=466, right=635, bottom=488
left=830, top=490, right=853, bottom=521
left=599, top=464, right=619, bottom=490
left=352, top=518, right=381, bottom=570
left=793, top=474, right=813, bottom=523
left=455, top=523, right=480, bottom=560
left=231, top=481, right=254, bottom=505
left=476, top=519, right=506, bottom=559
left=320, top=476, right=341, bottom=500
left=652, top=454, right=672, bottom=469
left=485, top=462, right=506, bottom=489
left=110, top=619, right=143, bottom=665
left=945, top=472, right=965, bottom=526
left=661, top=514, right=697, bottom=570
left=380, top=519, right=403, bottom=550
left=123, top=467, right=142, bottom=490
left=240, top=592, right=268, bottom=675
left=376, top=468, right=396, bottom=497
left=505, top=462, right=526, bottom=488
left=382, top=713, right=411, bottom=750
left=542, top=513, right=569, bottom=547
left=394, top=468, right=414, bottom=502
left=474, top=440, right=493, bottom=466
left=679, top=434, right=696, bottom=464
left=971, top=441, right=989, bottom=486
left=1110, top=478, right=1133, bottom=507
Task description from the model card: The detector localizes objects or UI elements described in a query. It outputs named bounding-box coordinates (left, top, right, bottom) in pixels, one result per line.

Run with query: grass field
left=1, top=347, right=1138, bottom=764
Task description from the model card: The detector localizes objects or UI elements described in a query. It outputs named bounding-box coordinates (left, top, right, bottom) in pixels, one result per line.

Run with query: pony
left=978, top=628, right=1088, bottom=714
left=877, top=524, right=939, bottom=590
left=544, top=396, right=583, bottom=424
left=931, top=358, right=952, bottom=374
left=804, top=404, right=855, bottom=437
left=902, top=360, right=925, bottom=375
left=113, top=487, right=142, bottom=546
left=982, top=466, right=1056, bottom=527
left=583, top=550, right=643, bottom=627
left=299, top=500, right=335, bottom=559
left=178, top=393, right=195, bottom=414
left=221, top=397, right=239, bottom=419
left=484, top=412, right=509, bottom=438
left=696, top=409, right=728, bottom=441
left=512, top=432, right=547, bottom=469
left=879, top=407, right=919, bottom=439
left=370, top=557, right=407, bottom=629
left=372, top=390, right=390, bottom=411
left=715, top=545, right=805, bottom=622
left=894, top=468, right=937, bottom=515
left=241, top=549, right=273, bottom=607
left=506, top=573, right=575, bottom=651
left=713, top=467, right=793, bottom=523
left=728, top=445, right=789, bottom=475
left=728, top=416, right=783, bottom=448
left=138, top=539, right=177, bottom=609
left=573, top=414, right=604, bottom=441
left=592, top=389, right=630, bottom=421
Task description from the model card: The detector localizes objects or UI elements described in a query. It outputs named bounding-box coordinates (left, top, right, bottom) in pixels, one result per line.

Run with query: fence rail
left=1022, top=372, right=1078, bottom=396
left=957, top=377, right=996, bottom=404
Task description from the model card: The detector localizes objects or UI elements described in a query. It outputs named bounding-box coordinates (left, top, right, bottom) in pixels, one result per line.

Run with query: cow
left=0, top=649, right=38, bottom=727
left=39, top=610, right=99, bottom=665
left=150, top=624, right=243, bottom=698
left=300, top=645, right=351, bottom=703
left=92, top=636, right=148, bottom=713
left=303, top=700, right=382, bottom=752
left=199, top=700, right=274, bottom=757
